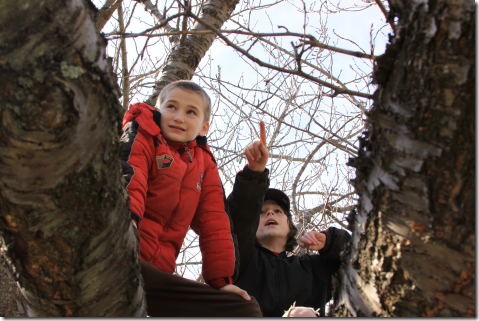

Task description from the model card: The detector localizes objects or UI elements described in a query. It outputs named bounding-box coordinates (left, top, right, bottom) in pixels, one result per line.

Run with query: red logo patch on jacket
left=157, top=154, right=174, bottom=170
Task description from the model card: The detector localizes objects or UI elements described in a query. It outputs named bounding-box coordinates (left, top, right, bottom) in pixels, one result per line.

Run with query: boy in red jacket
left=120, top=81, right=261, bottom=317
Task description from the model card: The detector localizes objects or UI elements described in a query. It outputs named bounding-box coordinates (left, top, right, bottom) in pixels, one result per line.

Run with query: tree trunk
left=0, top=0, right=146, bottom=316
left=333, top=0, right=475, bottom=317
left=0, top=257, right=27, bottom=317
left=145, top=0, right=240, bottom=106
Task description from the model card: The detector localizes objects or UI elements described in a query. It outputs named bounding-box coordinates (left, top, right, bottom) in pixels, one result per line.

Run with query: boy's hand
left=283, top=306, right=319, bottom=317
left=244, top=121, right=269, bottom=172
left=219, top=284, right=251, bottom=301
left=298, top=231, right=326, bottom=251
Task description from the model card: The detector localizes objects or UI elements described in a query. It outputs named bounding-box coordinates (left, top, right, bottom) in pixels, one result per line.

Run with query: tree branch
left=375, top=0, right=396, bottom=32
left=182, top=8, right=374, bottom=99
left=96, top=0, right=122, bottom=31
left=132, top=0, right=181, bottom=44
left=118, top=2, right=130, bottom=110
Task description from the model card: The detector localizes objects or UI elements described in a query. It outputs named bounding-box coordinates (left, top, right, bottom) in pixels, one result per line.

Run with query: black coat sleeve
left=226, top=166, right=270, bottom=277
left=318, top=226, right=351, bottom=261
left=315, top=227, right=351, bottom=302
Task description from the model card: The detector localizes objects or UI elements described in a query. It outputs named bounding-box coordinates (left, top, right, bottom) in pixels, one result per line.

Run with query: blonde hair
left=156, top=80, right=211, bottom=123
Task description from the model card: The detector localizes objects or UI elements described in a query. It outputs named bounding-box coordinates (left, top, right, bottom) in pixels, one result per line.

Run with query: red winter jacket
left=120, top=103, right=236, bottom=288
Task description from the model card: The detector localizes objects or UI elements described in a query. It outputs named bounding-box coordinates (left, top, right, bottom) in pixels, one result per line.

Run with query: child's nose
left=173, top=113, right=184, bottom=123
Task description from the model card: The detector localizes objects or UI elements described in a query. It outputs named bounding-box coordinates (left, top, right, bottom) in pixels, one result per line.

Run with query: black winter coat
left=227, top=166, right=351, bottom=317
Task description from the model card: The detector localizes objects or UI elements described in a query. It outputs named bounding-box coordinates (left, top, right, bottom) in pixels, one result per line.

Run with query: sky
left=92, top=0, right=390, bottom=105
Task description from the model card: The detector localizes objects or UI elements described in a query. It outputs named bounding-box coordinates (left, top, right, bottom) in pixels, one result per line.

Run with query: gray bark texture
left=0, top=0, right=146, bottom=317
left=0, top=257, right=27, bottom=317
left=145, top=0, right=240, bottom=106
left=332, top=0, right=475, bottom=317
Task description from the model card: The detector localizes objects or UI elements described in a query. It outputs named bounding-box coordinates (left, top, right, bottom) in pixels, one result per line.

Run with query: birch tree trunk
left=333, top=0, right=475, bottom=317
left=0, top=0, right=146, bottom=316
left=145, top=0, right=240, bottom=106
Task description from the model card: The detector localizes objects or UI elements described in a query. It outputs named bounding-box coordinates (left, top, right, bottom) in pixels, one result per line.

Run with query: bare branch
left=375, top=0, right=396, bottom=32
left=133, top=0, right=181, bottom=43
left=183, top=8, right=374, bottom=99
left=118, top=2, right=129, bottom=110
left=97, top=0, right=122, bottom=30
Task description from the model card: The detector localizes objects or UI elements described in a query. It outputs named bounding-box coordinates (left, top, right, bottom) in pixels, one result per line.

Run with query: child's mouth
left=265, top=219, right=278, bottom=226
left=169, top=125, right=186, bottom=132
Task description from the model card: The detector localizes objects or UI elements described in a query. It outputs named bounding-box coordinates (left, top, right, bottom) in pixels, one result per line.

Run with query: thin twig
left=375, top=0, right=396, bottom=32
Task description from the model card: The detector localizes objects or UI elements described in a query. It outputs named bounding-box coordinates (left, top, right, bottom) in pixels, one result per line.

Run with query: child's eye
left=187, top=110, right=197, bottom=115
left=167, top=104, right=175, bottom=109
left=275, top=210, right=282, bottom=214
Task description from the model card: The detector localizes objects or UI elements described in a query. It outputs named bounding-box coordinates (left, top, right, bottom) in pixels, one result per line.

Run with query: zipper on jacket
left=184, top=144, right=193, bottom=162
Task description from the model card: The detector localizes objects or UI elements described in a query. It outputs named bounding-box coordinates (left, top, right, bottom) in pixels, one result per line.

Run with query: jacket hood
left=123, top=103, right=161, bottom=137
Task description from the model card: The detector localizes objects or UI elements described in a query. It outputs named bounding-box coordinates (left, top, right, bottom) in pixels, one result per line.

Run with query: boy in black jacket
left=227, top=122, right=351, bottom=317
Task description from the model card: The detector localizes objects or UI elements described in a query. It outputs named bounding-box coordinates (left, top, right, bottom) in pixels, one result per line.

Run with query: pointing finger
left=259, top=121, right=266, bottom=145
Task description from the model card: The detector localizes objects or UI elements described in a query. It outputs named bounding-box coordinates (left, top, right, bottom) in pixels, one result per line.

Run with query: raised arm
left=227, top=166, right=270, bottom=276
left=227, top=121, right=270, bottom=276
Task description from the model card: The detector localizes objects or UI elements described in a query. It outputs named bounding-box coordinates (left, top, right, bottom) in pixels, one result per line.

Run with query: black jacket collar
left=255, top=243, right=288, bottom=258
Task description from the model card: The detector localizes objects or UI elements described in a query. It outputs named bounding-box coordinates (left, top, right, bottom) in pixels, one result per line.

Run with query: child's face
left=256, top=200, right=290, bottom=245
left=159, top=87, right=210, bottom=142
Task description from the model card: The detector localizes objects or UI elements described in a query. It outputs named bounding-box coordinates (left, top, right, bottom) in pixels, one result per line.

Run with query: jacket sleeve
left=318, top=226, right=351, bottom=261
left=120, top=120, right=153, bottom=226
left=190, top=158, right=236, bottom=289
left=227, top=166, right=270, bottom=277
left=315, top=227, right=351, bottom=302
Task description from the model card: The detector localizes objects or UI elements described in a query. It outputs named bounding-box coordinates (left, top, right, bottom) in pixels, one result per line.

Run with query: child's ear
left=199, top=121, right=210, bottom=136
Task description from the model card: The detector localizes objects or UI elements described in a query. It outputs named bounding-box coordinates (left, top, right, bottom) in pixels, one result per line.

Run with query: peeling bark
left=333, top=0, right=475, bottom=317
left=145, top=0, right=240, bottom=106
left=0, top=0, right=146, bottom=316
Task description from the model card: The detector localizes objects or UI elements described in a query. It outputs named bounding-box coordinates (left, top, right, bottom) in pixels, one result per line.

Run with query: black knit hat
left=264, top=188, right=290, bottom=213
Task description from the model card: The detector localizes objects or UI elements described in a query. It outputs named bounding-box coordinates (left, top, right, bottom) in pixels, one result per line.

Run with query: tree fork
left=0, top=0, right=146, bottom=316
left=145, top=0, right=240, bottom=106
left=333, top=0, right=475, bottom=317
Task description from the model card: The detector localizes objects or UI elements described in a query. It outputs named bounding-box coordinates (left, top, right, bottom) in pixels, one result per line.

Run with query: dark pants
left=140, top=260, right=263, bottom=317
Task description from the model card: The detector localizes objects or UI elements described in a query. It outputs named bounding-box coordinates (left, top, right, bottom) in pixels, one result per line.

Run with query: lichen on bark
left=0, top=0, right=146, bottom=316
